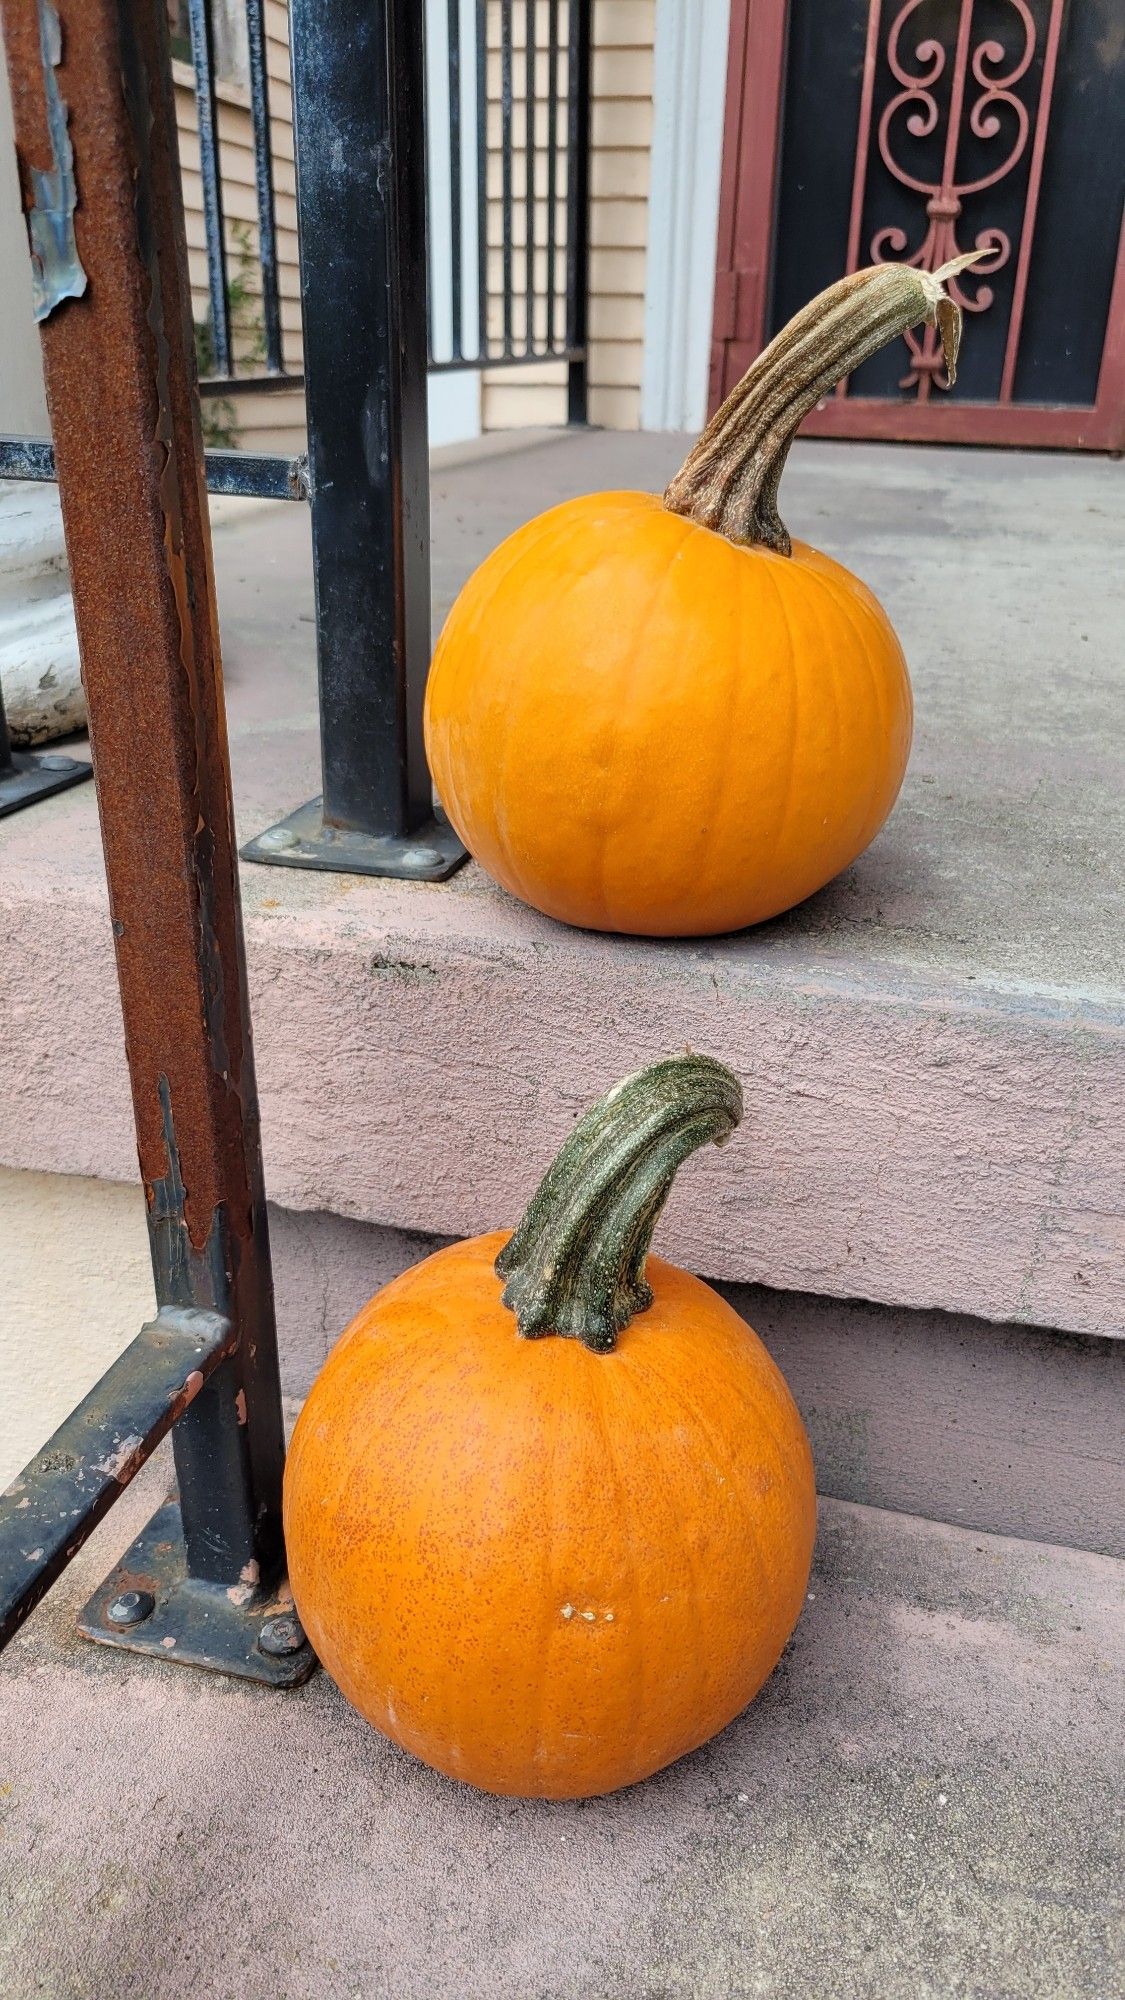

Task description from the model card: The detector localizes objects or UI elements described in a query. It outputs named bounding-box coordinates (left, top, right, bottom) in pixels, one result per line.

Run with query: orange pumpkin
left=425, top=258, right=979, bottom=936
left=284, top=1056, right=816, bottom=1799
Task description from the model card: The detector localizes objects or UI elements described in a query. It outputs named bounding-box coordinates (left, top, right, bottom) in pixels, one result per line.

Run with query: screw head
left=400, top=844, right=443, bottom=871
left=107, top=1588, right=155, bottom=1628
left=258, top=1612, right=306, bottom=1657
left=37, top=754, right=78, bottom=773
left=257, top=825, right=300, bottom=853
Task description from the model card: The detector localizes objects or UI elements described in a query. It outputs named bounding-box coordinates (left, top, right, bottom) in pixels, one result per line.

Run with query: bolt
left=400, top=844, right=443, bottom=871
left=106, top=1588, right=155, bottom=1628
left=257, top=825, right=300, bottom=853
left=258, top=1612, right=306, bottom=1657
left=37, top=754, right=78, bottom=773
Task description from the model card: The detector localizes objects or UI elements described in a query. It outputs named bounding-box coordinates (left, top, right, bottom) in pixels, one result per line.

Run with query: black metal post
left=242, top=0, right=465, bottom=882
left=0, top=0, right=312, bottom=1681
left=565, top=0, right=592, bottom=424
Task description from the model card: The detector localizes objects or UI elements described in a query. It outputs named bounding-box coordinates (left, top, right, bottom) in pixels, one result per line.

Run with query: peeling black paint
left=26, top=0, right=88, bottom=320
left=148, top=1075, right=223, bottom=1308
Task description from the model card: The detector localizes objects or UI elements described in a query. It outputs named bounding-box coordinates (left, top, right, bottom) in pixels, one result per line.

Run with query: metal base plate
left=241, top=797, right=468, bottom=881
left=77, top=1499, right=318, bottom=1687
left=0, top=750, right=93, bottom=819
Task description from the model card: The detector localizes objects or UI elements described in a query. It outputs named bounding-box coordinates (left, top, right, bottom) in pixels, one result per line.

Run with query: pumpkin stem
left=663, top=253, right=987, bottom=556
left=495, top=1055, right=743, bottom=1353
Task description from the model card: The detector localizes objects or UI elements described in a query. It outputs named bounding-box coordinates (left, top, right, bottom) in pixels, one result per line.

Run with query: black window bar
left=0, top=0, right=594, bottom=874
left=0, top=0, right=313, bottom=1678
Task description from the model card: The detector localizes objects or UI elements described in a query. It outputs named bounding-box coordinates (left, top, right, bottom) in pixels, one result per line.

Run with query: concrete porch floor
left=1, top=1441, right=1122, bottom=2000
left=0, top=435, right=1123, bottom=1992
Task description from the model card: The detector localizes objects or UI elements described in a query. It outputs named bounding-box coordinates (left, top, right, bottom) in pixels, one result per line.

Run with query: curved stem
left=663, top=254, right=985, bottom=556
left=495, top=1055, right=743, bottom=1353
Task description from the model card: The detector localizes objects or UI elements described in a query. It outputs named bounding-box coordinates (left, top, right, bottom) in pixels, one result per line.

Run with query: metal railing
left=183, top=0, right=590, bottom=394
left=184, top=0, right=288, bottom=390
left=0, top=0, right=594, bottom=869
left=0, top=0, right=310, bottom=1678
left=0, top=0, right=589, bottom=1667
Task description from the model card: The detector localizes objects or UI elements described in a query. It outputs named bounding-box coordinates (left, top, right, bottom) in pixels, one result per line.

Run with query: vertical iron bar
left=546, top=0, right=559, bottom=348
left=0, top=0, right=287, bottom=1593
left=565, top=0, right=591, bottom=420
left=244, top=0, right=283, bottom=373
left=475, top=0, right=488, bottom=360
left=288, top=0, right=432, bottom=838
left=524, top=0, right=535, bottom=354
left=186, top=0, right=232, bottom=377
left=500, top=0, right=513, bottom=354
left=448, top=0, right=464, bottom=361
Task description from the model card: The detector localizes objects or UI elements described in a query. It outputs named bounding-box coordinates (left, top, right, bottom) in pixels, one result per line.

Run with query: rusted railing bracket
left=76, top=1492, right=314, bottom=1686
left=0, top=1308, right=233, bottom=1649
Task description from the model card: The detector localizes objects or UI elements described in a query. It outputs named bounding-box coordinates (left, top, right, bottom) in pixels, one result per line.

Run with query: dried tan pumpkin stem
left=495, top=1055, right=743, bottom=1353
left=663, top=253, right=986, bottom=557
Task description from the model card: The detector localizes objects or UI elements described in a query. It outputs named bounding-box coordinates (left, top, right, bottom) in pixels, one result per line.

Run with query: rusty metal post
left=0, top=0, right=312, bottom=1680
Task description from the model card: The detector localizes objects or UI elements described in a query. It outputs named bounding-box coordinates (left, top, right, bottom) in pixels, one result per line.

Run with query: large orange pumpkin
left=425, top=258, right=979, bottom=936
left=284, top=1056, right=816, bottom=1798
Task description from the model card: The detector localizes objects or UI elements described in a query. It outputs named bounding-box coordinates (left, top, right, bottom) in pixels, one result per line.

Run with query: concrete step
left=265, top=1209, right=1125, bottom=1562
left=1, top=1444, right=1121, bottom=1999
left=0, top=435, right=1120, bottom=1344
left=4, top=1180, right=1121, bottom=1561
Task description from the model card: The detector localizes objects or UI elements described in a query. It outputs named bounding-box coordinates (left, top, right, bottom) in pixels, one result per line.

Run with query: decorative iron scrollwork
left=844, top=0, right=1063, bottom=400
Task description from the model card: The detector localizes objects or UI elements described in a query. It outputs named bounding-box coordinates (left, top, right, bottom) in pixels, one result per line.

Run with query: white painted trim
left=641, top=0, right=732, bottom=433
left=427, top=369, right=482, bottom=449
left=424, top=0, right=482, bottom=446
left=0, top=62, right=49, bottom=435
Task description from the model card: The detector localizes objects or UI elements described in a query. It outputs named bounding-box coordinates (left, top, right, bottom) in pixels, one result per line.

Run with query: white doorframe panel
left=425, top=0, right=482, bottom=447
left=641, top=0, right=732, bottom=433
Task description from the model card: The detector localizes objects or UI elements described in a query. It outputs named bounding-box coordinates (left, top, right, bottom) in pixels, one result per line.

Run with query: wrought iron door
left=710, top=0, right=1125, bottom=446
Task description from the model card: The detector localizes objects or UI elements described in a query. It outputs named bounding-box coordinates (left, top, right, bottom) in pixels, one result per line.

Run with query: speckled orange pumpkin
left=425, top=259, right=978, bottom=937
left=284, top=1056, right=816, bottom=1798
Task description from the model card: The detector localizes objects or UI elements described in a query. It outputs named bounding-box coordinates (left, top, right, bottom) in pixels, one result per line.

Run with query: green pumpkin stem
left=663, top=253, right=986, bottom=557
left=495, top=1055, right=743, bottom=1353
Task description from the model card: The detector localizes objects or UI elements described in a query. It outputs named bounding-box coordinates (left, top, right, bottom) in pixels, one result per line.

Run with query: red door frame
left=709, top=0, right=1125, bottom=449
